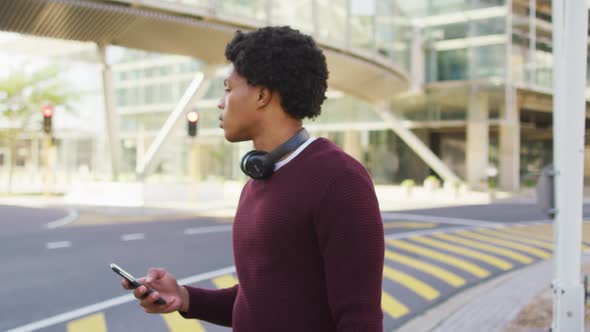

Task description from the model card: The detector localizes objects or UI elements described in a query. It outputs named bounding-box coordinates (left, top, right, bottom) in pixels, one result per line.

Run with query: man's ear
left=256, top=87, right=272, bottom=108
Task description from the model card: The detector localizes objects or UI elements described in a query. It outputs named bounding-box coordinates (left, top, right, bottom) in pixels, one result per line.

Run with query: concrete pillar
left=411, top=26, right=425, bottom=92
left=344, top=130, right=363, bottom=162
left=466, top=93, right=489, bottom=190
left=136, top=123, right=145, bottom=169
left=64, top=138, right=75, bottom=184
left=31, top=136, right=40, bottom=171
left=98, top=44, right=120, bottom=181
left=499, top=95, right=520, bottom=192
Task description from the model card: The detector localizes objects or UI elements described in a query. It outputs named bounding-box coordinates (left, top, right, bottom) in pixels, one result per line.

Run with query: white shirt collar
left=274, top=136, right=318, bottom=172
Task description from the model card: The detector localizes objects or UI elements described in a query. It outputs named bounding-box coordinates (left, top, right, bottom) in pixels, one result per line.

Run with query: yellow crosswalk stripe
left=458, top=230, right=552, bottom=259
left=67, top=313, right=107, bottom=332
left=521, top=225, right=590, bottom=250
left=162, top=312, right=207, bottom=332
left=525, top=224, right=552, bottom=230
left=433, top=233, right=533, bottom=264
left=480, top=228, right=554, bottom=250
left=520, top=226, right=553, bottom=234
left=382, top=265, right=439, bottom=300
left=386, top=239, right=490, bottom=278
left=383, top=221, right=438, bottom=229
left=384, top=250, right=465, bottom=287
left=410, top=236, right=512, bottom=270
left=501, top=226, right=555, bottom=242
left=381, top=290, right=409, bottom=319
left=213, top=274, right=239, bottom=289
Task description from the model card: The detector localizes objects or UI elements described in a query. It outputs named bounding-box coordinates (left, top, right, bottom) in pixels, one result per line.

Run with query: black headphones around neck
left=240, top=128, right=310, bottom=180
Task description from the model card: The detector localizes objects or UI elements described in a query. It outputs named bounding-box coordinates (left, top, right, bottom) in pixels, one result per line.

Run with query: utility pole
left=551, top=1, right=589, bottom=331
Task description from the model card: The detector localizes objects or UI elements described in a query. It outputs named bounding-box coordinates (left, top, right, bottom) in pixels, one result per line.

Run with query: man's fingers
left=146, top=267, right=167, bottom=283
left=133, top=286, right=148, bottom=299
left=121, top=279, right=130, bottom=289
left=143, top=297, right=176, bottom=314
left=138, top=292, right=164, bottom=309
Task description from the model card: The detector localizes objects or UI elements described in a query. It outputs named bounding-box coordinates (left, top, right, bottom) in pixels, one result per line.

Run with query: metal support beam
left=374, top=106, right=461, bottom=185
left=528, top=0, right=536, bottom=86
left=551, top=1, right=589, bottom=331
left=136, top=69, right=212, bottom=180
left=98, top=44, right=120, bottom=181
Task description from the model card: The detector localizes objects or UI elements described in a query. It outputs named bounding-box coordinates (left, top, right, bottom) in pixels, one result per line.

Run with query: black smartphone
left=110, top=263, right=166, bottom=305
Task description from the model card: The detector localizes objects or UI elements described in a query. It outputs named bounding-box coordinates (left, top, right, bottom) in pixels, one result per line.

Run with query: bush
left=401, top=179, right=415, bottom=197
left=401, top=179, right=415, bottom=187
left=423, top=176, right=441, bottom=190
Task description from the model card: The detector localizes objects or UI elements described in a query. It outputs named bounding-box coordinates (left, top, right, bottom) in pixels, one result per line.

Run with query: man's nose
left=217, top=97, right=225, bottom=110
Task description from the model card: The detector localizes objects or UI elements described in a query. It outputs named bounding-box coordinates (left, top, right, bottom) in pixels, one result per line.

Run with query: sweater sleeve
left=313, top=169, right=385, bottom=331
left=178, top=284, right=238, bottom=327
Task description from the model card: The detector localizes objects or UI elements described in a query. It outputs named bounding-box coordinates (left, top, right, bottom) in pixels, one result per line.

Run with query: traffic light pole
left=189, top=140, right=200, bottom=201
left=551, top=1, right=589, bottom=331
left=42, top=133, right=54, bottom=196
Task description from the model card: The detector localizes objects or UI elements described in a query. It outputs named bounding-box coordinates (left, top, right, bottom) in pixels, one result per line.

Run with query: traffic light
left=41, top=105, right=53, bottom=134
left=186, top=110, right=199, bottom=137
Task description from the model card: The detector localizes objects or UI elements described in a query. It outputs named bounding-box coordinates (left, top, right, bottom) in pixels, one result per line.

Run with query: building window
left=145, top=85, right=157, bottom=104
left=160, top=83, right=173, bottom=104
left=472, top=44, right=505, bottom=79
left=437, top=48, right=468, bottom=81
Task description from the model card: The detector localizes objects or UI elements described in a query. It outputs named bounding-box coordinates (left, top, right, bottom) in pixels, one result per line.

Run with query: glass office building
left=108, top=0, right=589, bottom=191
left=1, top=0, right=589, bottom=191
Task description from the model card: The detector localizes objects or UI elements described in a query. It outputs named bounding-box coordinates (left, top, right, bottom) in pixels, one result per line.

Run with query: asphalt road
left=1, top=203, right=588, bottom=332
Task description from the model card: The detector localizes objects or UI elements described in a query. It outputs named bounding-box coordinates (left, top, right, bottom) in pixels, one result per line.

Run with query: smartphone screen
left=110, top=263, right=166, bottom=305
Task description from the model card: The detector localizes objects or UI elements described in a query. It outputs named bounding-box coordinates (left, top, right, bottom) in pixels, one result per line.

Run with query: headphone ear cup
left=241, top=150, right=269, bottom=179
left=240, top=150, right=257, bottom=175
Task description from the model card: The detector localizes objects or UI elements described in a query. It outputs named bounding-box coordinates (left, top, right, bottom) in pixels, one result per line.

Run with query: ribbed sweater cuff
left=178, top=285, right=237, bottom=327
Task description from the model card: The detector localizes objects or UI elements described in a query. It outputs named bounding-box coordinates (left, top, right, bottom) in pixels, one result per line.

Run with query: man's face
left=217, top=67, right=261, bottom=142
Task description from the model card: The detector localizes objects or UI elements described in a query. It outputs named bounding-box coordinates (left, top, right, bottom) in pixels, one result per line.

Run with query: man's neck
left=252, top=124, right=303, bottom=153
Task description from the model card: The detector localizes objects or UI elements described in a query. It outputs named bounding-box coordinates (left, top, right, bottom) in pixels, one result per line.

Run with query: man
left=123, top=26, right=385, bottom=331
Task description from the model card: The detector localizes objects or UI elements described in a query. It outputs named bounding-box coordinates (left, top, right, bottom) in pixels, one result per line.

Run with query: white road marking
left=46, top=241, right=72, bottom=249
left=45, top=208, right=79, bottom=229
left=121, top=233, right=145, bottom=241
left=5, top=266, right=237, bottom=332
left=184, top=225, right=233, bottom=235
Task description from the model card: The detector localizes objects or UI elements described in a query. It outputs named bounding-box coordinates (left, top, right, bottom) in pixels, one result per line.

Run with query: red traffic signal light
left=41, top=105, right=53, bottom=134
left=41, top=105, right=53, bottom=118
left=186, top=111, right=199, bottom=123
left=186, top=111, right=199, bottom=137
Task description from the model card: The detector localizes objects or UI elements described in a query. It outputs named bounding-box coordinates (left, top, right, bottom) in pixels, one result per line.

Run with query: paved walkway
left=398, top=258, right=555, bottom=332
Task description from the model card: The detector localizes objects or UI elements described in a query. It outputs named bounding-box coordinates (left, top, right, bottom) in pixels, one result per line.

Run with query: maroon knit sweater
left=180, top=138, right=384, bottom=331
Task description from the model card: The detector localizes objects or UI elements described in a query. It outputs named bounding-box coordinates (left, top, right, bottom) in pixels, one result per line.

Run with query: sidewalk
left=0, top=180, right=530, bottom=216
left=398, top=255, right=590, bottom=332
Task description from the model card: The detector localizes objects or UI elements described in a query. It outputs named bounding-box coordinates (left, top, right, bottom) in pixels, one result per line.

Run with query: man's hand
left=121, top=267, right=189, bottom=314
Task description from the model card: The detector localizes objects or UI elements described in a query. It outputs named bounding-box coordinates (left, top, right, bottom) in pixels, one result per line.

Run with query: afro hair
left=224, top=26, right=329, bottom=120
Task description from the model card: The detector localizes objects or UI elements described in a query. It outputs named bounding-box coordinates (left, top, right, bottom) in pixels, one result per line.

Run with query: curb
left=395, top=260, right=553, bottom=332
left=45, top=208, right=79, bottom=229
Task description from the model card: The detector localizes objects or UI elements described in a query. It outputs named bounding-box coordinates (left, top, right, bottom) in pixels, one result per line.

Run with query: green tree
left=0, top=64, right=79, bottom=193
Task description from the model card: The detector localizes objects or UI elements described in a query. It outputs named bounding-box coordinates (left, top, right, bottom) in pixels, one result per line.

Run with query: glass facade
left=3, top=0, right=590, bottom=191
left=78, top=0, right=590, bottom=185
